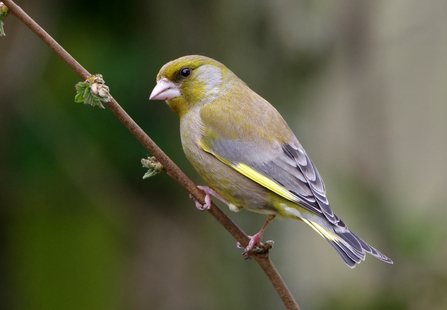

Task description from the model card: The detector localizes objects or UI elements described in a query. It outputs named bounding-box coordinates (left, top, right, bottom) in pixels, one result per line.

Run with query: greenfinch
left=150, top=55, right=393, bottom=268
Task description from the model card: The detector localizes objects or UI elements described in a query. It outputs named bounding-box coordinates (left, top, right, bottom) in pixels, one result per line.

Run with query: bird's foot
left=190, top=186, right=229, bottom=211
left=238, top=232, right=263, bottom=259
left=236, top=214, right=276, bottom=258
left=237, top=236, right=274, bottom=259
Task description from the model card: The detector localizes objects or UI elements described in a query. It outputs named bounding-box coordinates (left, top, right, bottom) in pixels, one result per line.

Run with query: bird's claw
left=237, top=238, right=274, bottom=259
left=189, top=193, right=211, bottom=211
left=190, top=186, right=228, bottom=211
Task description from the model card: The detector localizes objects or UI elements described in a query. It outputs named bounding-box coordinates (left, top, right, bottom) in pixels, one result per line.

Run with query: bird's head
left=150, top=55, right=237, bottom=118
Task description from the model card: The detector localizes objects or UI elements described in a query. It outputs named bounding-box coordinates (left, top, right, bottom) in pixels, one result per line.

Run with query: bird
left=149, top=55, right=393, bottom=268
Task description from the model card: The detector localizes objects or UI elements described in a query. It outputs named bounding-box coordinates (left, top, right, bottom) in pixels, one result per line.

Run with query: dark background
left=1, top=1, right=446, bottom=309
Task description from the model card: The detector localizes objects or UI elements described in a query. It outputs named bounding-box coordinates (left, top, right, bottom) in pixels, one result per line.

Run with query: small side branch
left=2, top=1, right=299, bottom=309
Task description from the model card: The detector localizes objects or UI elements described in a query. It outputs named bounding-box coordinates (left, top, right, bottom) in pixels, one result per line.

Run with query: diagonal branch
left=2, top=1, right=300, bottom=309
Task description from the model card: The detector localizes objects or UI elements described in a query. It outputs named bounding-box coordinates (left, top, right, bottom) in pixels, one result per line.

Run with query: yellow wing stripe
left=302, top=219, right=350, bottom=256
left=236, top=163, right=298, bottom=202
left=199, top=140, right=298, bottom=203
left=302, top=219, right=338, bottom=242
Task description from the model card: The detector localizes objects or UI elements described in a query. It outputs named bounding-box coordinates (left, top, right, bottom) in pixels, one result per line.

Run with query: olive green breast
left=179, top=107, right=270, bottom=212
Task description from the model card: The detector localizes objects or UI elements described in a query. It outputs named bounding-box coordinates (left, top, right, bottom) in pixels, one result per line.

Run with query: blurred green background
left=1, top=0, right=446, bottom=309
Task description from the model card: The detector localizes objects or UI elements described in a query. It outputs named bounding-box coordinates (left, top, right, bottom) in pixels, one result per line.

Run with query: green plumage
left=150, top=55, right=393, bottom=268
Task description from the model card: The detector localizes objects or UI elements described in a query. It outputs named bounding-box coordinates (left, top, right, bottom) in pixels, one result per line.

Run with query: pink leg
left=237, top=214, right=276, bottom=258
left=190, top=186, right=230, bottom=211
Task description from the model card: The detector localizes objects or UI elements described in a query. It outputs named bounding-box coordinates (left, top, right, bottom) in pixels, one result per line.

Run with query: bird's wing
left=198, top=98, right=341, bottom=225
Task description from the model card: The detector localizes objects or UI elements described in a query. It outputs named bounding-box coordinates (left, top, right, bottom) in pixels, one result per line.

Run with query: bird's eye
left=180, top=68, right=191, bottom=78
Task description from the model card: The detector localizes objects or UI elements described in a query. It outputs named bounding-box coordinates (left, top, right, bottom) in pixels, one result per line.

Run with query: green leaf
left=0, top=2, right=9, bottom=36
left=141, top=157, right=164, bottom=179
left=74, top=74, right=112, bottom=109
left=74, top=83, right=87, bottom=103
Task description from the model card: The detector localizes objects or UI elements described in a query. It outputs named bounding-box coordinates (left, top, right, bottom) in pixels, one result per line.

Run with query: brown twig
left=3, top=1, right=300, bottom=309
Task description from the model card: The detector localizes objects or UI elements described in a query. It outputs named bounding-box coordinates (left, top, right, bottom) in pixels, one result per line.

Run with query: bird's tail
left=302, top=219, right=393, bottom=268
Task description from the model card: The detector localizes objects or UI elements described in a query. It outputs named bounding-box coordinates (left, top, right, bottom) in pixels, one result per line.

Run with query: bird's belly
left=183, top=145, right=271, bottom=214
left=180, top=111, right=276, bottom=214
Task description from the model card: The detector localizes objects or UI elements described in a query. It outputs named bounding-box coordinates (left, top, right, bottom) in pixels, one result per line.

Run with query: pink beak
left=149, top=78, right=181, bottom=100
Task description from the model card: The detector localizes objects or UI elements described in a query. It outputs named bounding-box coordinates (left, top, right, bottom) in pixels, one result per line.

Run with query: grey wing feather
left=208, top=137, right=340, bottom=225
left=282, top=143, right=338, bottom=224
